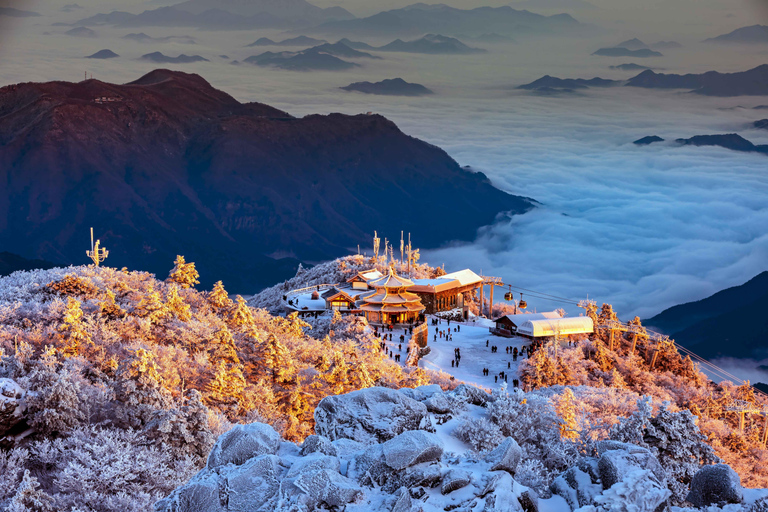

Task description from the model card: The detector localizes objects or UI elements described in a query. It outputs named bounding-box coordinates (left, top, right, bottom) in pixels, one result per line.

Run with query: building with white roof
left=494, top=311, right=562, bottom=335
left=410, top=269, right=482, bottom=318
left=516, top=316, right=594, bottom=338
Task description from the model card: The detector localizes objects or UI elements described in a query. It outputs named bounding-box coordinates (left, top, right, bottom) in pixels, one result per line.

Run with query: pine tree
left=167, top=255, right=200, bottom=289
left=135, top=283, right=168, bottom=324
left=207, top=359, right=246, bottom=414
left=207, top=280, right=232, bottom=311
left=58, top=297, right=91, bottom=357
left=260, top=334, right=292, bottom=383
left=166, top=285, right=191, bottom=322
left=554, top=388, right=579, bottom=440
left=228, top=295, right=254, bottom=330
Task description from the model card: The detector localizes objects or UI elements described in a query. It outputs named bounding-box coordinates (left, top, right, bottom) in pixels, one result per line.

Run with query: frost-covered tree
left=555, top=388, right=579, bottom=441
left=167, top=255, right=199, bottom=289
left=165, top=285, right=191, bottom=322
left=207, top=281, right=232, bottom=312
left=58, top=298, right=91, bottom=357
left=6, top=470, right=54, bottom=512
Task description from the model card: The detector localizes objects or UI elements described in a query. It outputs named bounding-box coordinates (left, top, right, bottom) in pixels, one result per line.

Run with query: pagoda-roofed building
left=361, top=268, right=425, bottom=326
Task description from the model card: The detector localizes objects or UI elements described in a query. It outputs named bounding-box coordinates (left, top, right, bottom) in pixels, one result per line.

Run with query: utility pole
left=373, top=231, right=380, bottom=262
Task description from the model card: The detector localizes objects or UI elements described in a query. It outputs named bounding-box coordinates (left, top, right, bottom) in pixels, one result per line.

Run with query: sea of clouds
left=2, top=0, right=767, bottom=325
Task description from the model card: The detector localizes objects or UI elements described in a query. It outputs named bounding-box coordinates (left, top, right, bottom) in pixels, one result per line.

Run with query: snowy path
left=379, top=315, right=534, bottom=390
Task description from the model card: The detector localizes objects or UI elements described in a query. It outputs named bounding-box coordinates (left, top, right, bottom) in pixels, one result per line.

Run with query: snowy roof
left=441, top=269, right=482, bottom=287
left=410, top=277, right=458, bottom=293
left=497, top=312, right=561, bottom=326
left=370, top=269, right=415, bottom=289
left=517, top=316, right=594, bottom=337
left=321, top=287, right=353, bottom=302
left=347, top=269, right=383, bottom=283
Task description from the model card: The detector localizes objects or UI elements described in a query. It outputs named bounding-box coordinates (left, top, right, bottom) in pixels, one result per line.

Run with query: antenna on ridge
left=86, top=227, right=109, bottom=267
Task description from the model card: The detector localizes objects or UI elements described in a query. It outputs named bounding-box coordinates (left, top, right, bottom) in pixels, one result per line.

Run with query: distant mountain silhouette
left=341, top=78, right=433, bottom=96
left=755, top=119, right=768, bottom=130
left=0, top=7, right=40, bottom=17
left=0, top=253, right=57, bottom=276
left=610, top=63, right=650, bottom=71
left=646, top=272, right=768, bottom=359
left=244, top=51, right=358, bottom=71
left=86, top=49, right=120, bottom=59
left=123, top=32, right=196, bottom=44
left=304, top=42, right=381, bottom=59
left=626, top=65, right=768, bottom=96
left=633, top=135, right=664, bottom=145
left=141, top=52, right=208, bottom=63
left=675, top=134, right=768, bottom=154
left=66, top=26, right=97, bottom=37
left=518, top=75, right=618, bottom=91
left=705, top=25, right=768, bottom=44
left=0, top=70, right=532, bottom=291
left=463, top=33, right=516, bottom=43
left=304, top=4, right=585, bottom=38
left=377, top=34, right=486, bottom=54
left=74, top=0, right=353, bottom=30
left=616, top=38, right=647, bottom=50
left=336, top=38, right=377, bottom=50
left=511, top=0, right=595, bottom=9
left=593, top=47, right=662, bottom=57
left=246, top=36, right=327, bottom=47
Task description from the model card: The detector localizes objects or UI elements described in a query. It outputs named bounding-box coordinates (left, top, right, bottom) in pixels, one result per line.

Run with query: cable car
left=518, top=293, right=527, bottom=309
left=504, top=285, right=513, bottom=301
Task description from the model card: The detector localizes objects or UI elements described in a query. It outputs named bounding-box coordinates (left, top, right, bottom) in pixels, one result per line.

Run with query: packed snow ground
left=380, top=315, right=537, bottom=389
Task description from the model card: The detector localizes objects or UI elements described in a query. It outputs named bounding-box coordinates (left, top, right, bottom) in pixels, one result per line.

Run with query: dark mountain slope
left=0, top=252, right=57, bottom=276
left=0, top=70, right=532, bottom=292
left=645, top=272, right=768, bottom=359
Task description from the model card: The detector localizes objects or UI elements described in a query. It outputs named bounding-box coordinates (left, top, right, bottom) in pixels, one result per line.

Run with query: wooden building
left=346, top=269, right=384, bottom=290
left=410, top=269, right=482, bottom=317
left=360, top=269, right=424, bottom=325
left=321, top=287, right=356, bottom=311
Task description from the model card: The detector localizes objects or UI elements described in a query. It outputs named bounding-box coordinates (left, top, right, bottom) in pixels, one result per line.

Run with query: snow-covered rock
left=485, top=437, right=522, bottom=475
left=299, top=434, right=337, bottom=457
left=206, top=423, right=281, bottom=469
left=550, top=461, right=602, bottom=509
left=425, top=393, right=452, bottom=414
left=382, top=430, right=443, bottom=470
left=0, top=378, right=24, bottom=437
left=314, top=387, right=428, bottom=445
left=281, top=468, right=364, bottom=510
left=226, top=455, right=282, bottom=510
left=400, top=384, right=442, bottom=402
left=597, top=444, right=665, bottom=490
left=685, top=463, right=744, bottom=508
left=441, top=468, right=472, bottom=494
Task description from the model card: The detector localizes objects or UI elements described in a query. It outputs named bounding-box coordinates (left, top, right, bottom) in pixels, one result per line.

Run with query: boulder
left=382, top=430, right=443, bottom=470
left=207, top=423, right=281, bottom=470
left=391, top=487, right=418, bottom=512
left=400, top=384, right=443, bottom=402
left=452, top=384, right=490, bottom=406
left=394, top=462, right=442, bottom=492
left=478, top=472, right=520, bottom=512
left=299, top=435, right=337, bottom=457
left=0, top=378, right=24, bottom=437
left=315, top=387, right=428, bottom=445
left=425, top=393, right=452, bottom=414
left=331, top=438, right=365, bottom=460
left=686, top=464, right=743, bottom=508
left=518, top=489, right=539, bottom=512
left=598, top=445, right=665, bottom=490
left=550, top=464, right=602, bottom=509
left=155, top=472, right=224, bottom=512
left=441, top=468, right=472, bottom=494
left=286, top=453, right=340, bottom=478
left=283, top=469, right=364, bottom=511
left=226, top=454, right=282, bottom=511
left=485, top=437, right=522, bottom=475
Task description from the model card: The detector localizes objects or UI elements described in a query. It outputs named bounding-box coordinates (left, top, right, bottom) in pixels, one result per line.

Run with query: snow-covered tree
left=167, top=255, right=199, bottom=289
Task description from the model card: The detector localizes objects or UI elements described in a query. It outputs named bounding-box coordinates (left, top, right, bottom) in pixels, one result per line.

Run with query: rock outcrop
left=686, top=464, right=744, bottom=508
